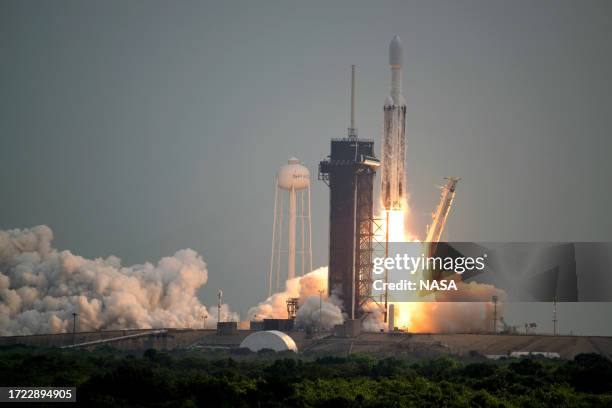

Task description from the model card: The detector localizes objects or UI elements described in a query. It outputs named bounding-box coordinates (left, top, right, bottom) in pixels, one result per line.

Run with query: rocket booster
left=381, top=35, right=407, bottom=210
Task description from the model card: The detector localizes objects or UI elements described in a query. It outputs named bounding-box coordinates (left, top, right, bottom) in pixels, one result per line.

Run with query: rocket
left=381, top=35, right=407, bottom=210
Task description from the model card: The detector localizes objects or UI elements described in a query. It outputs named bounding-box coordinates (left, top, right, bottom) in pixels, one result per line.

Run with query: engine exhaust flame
left=372, top=206, right=505, bottom=333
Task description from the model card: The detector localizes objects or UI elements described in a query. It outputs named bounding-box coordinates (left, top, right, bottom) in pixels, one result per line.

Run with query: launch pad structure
left=319, top=66, right=380, bottom=319
left=318, top=37, right=460, bottom=322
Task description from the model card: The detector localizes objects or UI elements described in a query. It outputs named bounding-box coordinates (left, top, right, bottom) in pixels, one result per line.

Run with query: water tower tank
left=277, top=157, right=310, bottom=190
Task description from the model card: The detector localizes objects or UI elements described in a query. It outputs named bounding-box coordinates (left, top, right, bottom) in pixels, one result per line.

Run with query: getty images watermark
left=372, top=242, right=612, bottom=302
left=372, top=252, right=488, bottom=292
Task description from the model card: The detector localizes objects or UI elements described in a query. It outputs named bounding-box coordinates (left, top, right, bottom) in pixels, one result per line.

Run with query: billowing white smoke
left=247, top=267, right=344, bottom=330
left=361, top=300, right=386, bottom=332
left=0, top=226, right=237, bottom=336
left=246, top=266, right=505, bottom=334
left=294, top=296, right=343, bottom=331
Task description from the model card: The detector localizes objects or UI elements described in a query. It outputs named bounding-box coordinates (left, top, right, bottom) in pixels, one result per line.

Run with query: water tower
left=268, top=157, right=313, bottom=296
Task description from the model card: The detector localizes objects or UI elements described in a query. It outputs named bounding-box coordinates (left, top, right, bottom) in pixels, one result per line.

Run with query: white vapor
left=0, top=225, right=237, bottom=336
left=247, top=267, right=344, bottom=330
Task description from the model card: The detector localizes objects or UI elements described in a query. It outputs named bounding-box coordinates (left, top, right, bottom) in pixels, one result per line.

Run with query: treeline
left=0, top=346, right=611, bottom=407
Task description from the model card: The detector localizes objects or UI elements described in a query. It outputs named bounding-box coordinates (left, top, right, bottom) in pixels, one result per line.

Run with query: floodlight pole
left=319, top=289, right=324, bottom=332
left=72, top=312, right=78, bottom=345
left=553, top=297, right=557, bottom=336
left=491, top=296, right=498, bottom=334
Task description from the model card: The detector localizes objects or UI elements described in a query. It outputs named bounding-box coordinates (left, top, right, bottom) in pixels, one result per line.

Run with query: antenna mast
left=553, top=297, right=557, bottom=336
left=217, top=289, right=223, bottom=323
left=348, top=65, right=357, bottom=138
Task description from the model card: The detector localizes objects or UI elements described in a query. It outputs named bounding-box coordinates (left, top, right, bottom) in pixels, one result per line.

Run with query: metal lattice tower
left=286, top=297, right=299, bottom=319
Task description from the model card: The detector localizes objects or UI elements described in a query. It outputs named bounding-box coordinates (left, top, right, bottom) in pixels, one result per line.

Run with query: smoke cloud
left=384, top=281, right=507, bottom=333
left=0, top=226, right=507, bottom=336
left=361, top=300, right=386, bottom=332
left=247, top=267, right=505, bottom=334
left=294, top=295, right=343, bottom=331
left=419, top=281, right=506, bottom=333
left=247, top=267, right=344, bottom=330
left=0, top=226, right=236, bottom=336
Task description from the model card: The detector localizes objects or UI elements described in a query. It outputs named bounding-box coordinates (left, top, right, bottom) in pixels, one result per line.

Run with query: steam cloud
left=422, top=281, right=506, bottom=333
left=0, top=226, right=236, bottom=336
left=248, top=268, right=505, bottom=334
left=247, top=267, right=344, bottom=330
left=0, top=226, right=506, bottom=336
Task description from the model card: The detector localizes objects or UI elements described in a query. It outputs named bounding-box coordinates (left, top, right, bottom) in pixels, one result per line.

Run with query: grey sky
left=1, top=1, right=611, bottom=332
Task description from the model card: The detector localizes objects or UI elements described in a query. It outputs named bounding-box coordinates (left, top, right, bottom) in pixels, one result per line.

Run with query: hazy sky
left=1, top=1, right=611, bottom=330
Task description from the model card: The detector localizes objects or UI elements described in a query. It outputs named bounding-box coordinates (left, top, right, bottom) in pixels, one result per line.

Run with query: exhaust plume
left=0, top=226, right=236, bottom=336
left=248, top=267, right=344, bottom=330
left=383, top=281, right=506, bottom=333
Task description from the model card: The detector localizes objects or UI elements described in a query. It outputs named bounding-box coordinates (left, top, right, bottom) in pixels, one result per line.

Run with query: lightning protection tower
left=268, top=157, right=313, bottom=296
left=319, top=65, right=380, bottom=319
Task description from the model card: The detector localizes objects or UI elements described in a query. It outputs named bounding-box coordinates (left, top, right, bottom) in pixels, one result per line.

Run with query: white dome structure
left=239, top=330, right=298, bottom=353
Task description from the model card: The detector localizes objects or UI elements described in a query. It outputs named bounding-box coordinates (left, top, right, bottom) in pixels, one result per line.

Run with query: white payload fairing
left=381, top=35, right=407, bottom=210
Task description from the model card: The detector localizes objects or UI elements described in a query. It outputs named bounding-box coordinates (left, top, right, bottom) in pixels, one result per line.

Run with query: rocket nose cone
left=389, top=35, right=402, bottom=67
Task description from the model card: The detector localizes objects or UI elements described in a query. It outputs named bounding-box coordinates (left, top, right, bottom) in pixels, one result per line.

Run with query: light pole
left=318, top=290, right=324, bottom=332
left=217, top=290, right=223, bottom=324
left=553, top=297, right=557, bottom=336
left=71, top=312, right=78, bottom=345
left=491, top=295, right=498, bottom=334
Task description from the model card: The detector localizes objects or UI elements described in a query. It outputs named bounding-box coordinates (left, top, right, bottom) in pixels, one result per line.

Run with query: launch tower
left=319, top=66, right=380, bottom=319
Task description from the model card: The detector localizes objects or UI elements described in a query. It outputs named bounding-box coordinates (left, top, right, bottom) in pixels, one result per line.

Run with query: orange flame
left=375, top=207, right=427, bottom=331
